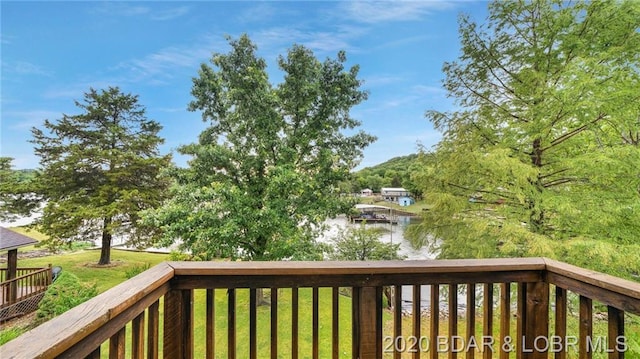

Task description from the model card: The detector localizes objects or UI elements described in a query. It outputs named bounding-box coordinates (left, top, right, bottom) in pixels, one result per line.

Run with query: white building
left=380, top=187, right=411, bottom=203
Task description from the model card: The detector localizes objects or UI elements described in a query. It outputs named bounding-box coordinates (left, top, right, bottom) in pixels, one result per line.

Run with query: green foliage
left=412, top=0, right=640, bottom=279
left=35, top=271, right=98, bottom=324
left=351, top=153, right=424, bottom=195
left=0, top=328, right=25, bottom=346
left=0, top=157, right=40, bottom=222
left=147, top=35, right=375, bottom=261
left=124, top=262, right=151, bottom=279
left=328, top=224, right=405, bottom=261
left=31, top=87, right=172, bottom=265
left=169, top=250, right=193, bottom=261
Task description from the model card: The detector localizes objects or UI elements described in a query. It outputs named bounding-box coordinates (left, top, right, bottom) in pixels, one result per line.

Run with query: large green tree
left=411, top=0, right=640, bottom=278
left=31, top=87, right=172, bottom=265
left=0, top=157, right=39, bottom=221
left=148, top=35, right=375, bottom=261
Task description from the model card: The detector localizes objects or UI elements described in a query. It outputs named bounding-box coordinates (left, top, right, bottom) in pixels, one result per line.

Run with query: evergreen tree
left=31, top=87, right=172, bottom=265
left=410, top=0, right=640, bottom=278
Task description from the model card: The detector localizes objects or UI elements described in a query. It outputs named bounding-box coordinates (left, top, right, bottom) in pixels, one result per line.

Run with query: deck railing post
left=163, top=288, right=194, bottom=359
left=356, top=286, right=381, bottom=359
left=520, top=282, right=549, bottom=359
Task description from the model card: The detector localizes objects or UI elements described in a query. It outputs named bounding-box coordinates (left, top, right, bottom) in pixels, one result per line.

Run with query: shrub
left=169, top=250, right=192, bottom=261
left=35, top=271, right=98, bottom=325
left=124, top=263, right=151, bottom=279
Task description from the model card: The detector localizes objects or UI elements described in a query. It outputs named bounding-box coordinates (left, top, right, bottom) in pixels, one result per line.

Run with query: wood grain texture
left=3, top=258, right=640, bottom=359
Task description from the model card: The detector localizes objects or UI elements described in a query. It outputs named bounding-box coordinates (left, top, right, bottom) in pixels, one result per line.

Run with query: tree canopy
left=0, top=157, right=39, bottom=222
left=147, top=35, right=375, bottom=261
left=328, top=224, right=404, bottom=261
left=410, top=0, right=640, bottom=279
left=31, top=87, right=172, bottom=264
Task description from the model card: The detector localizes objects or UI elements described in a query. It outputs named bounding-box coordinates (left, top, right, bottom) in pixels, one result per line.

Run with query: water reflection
left=318, top=215, right=473, bottom=313
left=318, top=215, right=432, bottom=260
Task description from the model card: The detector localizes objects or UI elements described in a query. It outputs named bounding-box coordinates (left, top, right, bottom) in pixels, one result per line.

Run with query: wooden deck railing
left=0, top=266, right=52, bottom=321
left=0, top=258, right=638, bottom=358
left=0, top=267, right=50, bottom=284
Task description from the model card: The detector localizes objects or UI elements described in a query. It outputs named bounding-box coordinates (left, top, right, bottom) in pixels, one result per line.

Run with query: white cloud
left=254, top=24, right=366, bottom=56
left=4, top=110, right=61, bottom=130
left=3, top=61, right=52, bottom=77
left=94, top=3, right=150, bottom=17
left=237, top=3, right=279, bottom=23
left=411, top=84, right=446, bottom=96
left=363, top=75, right=405, bottom=87
left=112, top=38, right=223, bottom=84
left=1, top=34, right=14, bottom=44
left=342, top=1, right=455, bottom=24
left=151, top=6, right=191, bottom=21
left=92, top=3, right=189, bottom=21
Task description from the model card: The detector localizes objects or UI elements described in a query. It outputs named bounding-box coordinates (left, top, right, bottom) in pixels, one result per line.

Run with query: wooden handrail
left=544, top=258, right=640, bottom=315
left=0, top=267, right=50, bottom=285
left=0, top=258, right=638, bottom=359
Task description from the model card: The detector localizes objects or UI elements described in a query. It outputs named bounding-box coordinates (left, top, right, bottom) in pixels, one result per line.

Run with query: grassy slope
left=15, top=249, right=169, bottom=293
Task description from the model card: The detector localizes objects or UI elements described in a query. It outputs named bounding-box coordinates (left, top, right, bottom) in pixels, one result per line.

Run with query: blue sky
left=1, top=1, right=488, bottom=170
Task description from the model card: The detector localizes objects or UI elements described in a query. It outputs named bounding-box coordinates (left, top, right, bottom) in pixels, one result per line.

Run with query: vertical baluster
left=313, top=287, right=319, bottom=359
left=413, top=285, right=421, bottom=359
left=500, top=283, right=511, bottom=359
left=206, top=289, right=215, bottom=359
left=466, top=283, right=476, bottom=359
left=250, top=288, right=257, bottom=359
left=109, top=327, right=126, bottom=359
left=131, top=311, right=145, bottom=359
left=555, top=286, right=567, bottom=359
left=86, top=347, right=101, bottom=359
left=450, top=284, right=458, bottom=359
left=394, top=285, right=402, bottom=359
left=271, top=287, right=278, bottom=359
left=292, top=287, right=299, bottom=359
left=430, top=284, right=440, bottom=359
left=483, top=283, right=493, bottom=359
left=607, top=306, right=624, bottom=359
left=352, top=287, right=360, bottom=358
left=147, top=300, right=159, bottom=359
left=579, top=296, right=592, bottom=359
left=332, top=287, right=339, bottom=359
left=516, top=283, right=525, bottom=359
left=228, top=288, right=236, bottom=359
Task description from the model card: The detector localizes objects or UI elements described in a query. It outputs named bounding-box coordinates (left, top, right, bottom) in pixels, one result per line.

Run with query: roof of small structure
left=355, top=204, right=392, bottom=211
left=381, top=187, right=408, bottom=192
left=0, top=227, right=38, bottom=251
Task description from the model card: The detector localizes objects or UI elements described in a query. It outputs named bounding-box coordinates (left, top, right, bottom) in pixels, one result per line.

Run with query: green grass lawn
left=12, top=249, right=169, bottom=293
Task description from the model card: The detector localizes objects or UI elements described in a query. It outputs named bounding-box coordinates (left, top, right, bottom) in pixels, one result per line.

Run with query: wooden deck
left=1, top=258, right=638, bottom=358
left=0, top=267, right=51, bottom=321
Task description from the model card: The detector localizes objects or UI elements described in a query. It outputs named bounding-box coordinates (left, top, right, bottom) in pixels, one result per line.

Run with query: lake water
left=317, top=215, right=461, bottom=312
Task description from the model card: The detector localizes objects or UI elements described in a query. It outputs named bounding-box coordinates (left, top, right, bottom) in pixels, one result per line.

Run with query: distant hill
left=356, top=154, right=419, bottom=175
left=350, top=154, right=423, bottom=194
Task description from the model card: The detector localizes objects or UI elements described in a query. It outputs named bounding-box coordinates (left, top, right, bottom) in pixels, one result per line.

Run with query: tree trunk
left=529, top=138, right=545, bottom=233
left=256, top=288, right=271, bottom=306
left=99, top=217, right=112, bottom=265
